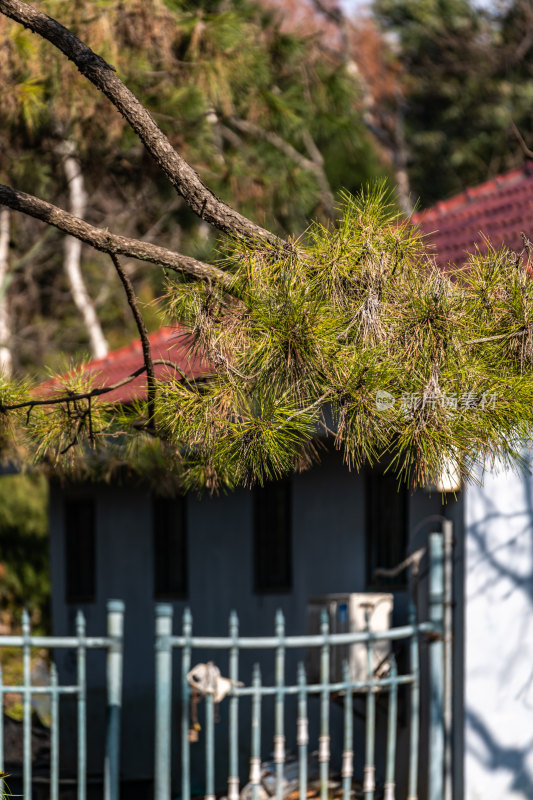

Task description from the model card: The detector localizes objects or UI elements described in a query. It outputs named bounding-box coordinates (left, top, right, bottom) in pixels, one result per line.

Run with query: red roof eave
left=412, top=163, right=533, bottom=270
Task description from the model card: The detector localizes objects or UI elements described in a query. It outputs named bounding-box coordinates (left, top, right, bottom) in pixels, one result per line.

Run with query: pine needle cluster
left=3, top=184, right=533, bottom=492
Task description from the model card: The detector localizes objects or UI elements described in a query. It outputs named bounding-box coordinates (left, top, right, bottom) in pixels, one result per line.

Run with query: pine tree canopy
left=1, top=0, right=533, bottom=493
left=374, top=0, right=533, bottom=206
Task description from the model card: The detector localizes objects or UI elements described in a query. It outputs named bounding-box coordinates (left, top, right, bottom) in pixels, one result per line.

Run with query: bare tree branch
left=510, top=119, right=533, bottom=160
left=306, top=1, right=414, bottom=214
left=109, top=254, right=156, bottom=424
left=226, top=116, right=334, bottom=217
left=0, top=184, right=235, bottom=290
left=309, top=0, right=343, bottom=26
left=301, top=129, right=336, bottom=217
left=0, top=0, right=284, bottom=249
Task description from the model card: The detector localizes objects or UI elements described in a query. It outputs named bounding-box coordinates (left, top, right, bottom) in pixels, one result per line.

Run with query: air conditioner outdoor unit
left=306, top=593, right=394, bottom=686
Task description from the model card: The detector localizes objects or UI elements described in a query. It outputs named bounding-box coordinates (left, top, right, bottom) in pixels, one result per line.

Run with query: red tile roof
left=412, top=164, right=533, bottom=269
left=42, top=326, right=212, bottom=404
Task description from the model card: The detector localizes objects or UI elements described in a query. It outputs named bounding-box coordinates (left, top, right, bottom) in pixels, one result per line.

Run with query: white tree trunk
left=62, top=140, right=108, bottom=360
left=0, top=208, right=13, bottom=377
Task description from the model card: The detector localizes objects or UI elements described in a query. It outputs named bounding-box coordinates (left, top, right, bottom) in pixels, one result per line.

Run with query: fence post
left=384, top=656, right=398, bottom=800
left=429, top=532, right=444, bottom=800
left=341, top=660, right=353, bottom=800
left=274, top=610, right=286, bottom=800
left=155, top=604, right=174, bottom=800
left=50, top=662, right=60, bottom=800
left=76, top=609, right=87, bottom=800
left=319, top=609, right=331, bottom=800
left=228, top=610, right=240, bottom=800
left=297, top=663, right=309, bottom=800
left=105, top=600, right=124, bottom=800
left=181, top=608, right=192, bottom=800
left=408, top=601, right=420, bottom=800
left=442, top=521, right=454, bottom=800
left=363, top=608, right=375, bottom=800
left=22, top=608, right=32, bottom=800
left=250, top=664, right=262, bottom=800
left=0, top=665, right=3, bottom=796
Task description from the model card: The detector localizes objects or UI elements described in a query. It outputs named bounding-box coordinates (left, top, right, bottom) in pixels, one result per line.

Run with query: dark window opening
left=366, top=470, right=408, bottom=589
left=153, top=496, right=187, bottom=600
left=65, top=496, right=96, bottom=603
left=254, top=480, right=292, bottom=594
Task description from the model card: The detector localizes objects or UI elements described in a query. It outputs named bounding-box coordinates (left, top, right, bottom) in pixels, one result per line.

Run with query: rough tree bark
left=60, top=139, right=109, bottom=359
left=0, top=208, right=12, bottom=376
left=0, top=185, right=234, bottom=289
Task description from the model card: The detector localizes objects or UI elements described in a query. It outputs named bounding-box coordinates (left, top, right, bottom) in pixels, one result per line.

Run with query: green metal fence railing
left=0, top=599, right=124, bottom=800
left=155, top=532, right=451, bottom=800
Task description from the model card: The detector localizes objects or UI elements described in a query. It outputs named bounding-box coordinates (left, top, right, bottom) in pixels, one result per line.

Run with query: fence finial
left=320, top=607, right=329, bottom=635
left=21, top=608, right=30, bottom=636
left=106, top=599, right=125, bottom=614
left=182, top=607, right=192, bottom=635
left=76, top=608, right=86, bottom=636
left=229, top=609, right=239, bottom=638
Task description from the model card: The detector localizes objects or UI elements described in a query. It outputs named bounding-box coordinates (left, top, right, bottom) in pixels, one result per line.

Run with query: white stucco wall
left=465, top=465, right=533, bottom=800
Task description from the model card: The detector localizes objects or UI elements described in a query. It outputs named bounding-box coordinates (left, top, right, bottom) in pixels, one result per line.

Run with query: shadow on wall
left=466, top=709, right=533, bottom=798
left=465, top=466, right=533, bottom=798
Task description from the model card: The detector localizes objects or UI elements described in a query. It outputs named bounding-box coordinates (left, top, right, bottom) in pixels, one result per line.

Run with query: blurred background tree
left=373, top=0, right=533, bottom=206
left=0, top=473, right=48, bottom=631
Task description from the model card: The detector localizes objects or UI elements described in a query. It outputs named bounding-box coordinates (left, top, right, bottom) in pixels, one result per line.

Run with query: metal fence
left=0, top=599, right=124, bottom=800
left=154, top=531, right=452, bottom=800
left=0, top=530, right=452, bottom=800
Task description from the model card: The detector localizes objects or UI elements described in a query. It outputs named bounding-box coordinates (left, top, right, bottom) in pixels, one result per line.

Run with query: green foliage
left=157, top=185, right=533, bottom=489
left=373, top=0, right=533, bottom=204
left=0, top=473, right=49, bottom=631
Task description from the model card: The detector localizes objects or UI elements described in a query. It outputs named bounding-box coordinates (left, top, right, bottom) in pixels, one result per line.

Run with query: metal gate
left=154, top=529, right=453, bottom=800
